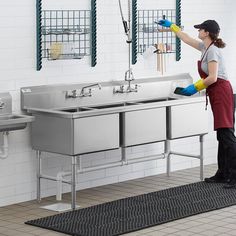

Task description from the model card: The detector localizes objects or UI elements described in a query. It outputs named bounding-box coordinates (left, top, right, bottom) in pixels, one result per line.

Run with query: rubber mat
left=25, top=181, right=236, bottom=236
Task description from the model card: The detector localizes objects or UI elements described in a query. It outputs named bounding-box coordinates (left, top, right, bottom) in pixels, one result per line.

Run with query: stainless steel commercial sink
left=0, top=114, right=34, bottom=132
left=0, top=92, right=34, bottom=132
left=21, top=74, right=208, bottom=210
left=21, top=75, right=207, bottom=156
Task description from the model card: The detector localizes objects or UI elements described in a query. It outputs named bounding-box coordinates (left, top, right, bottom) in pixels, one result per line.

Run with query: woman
left=158, top=19, right=236, bottom=188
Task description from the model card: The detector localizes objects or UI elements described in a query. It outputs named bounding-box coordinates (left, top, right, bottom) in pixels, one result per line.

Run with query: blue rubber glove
left=156, top=19, right=173, bottom=28
left=181, top=84, right=198, bottom=96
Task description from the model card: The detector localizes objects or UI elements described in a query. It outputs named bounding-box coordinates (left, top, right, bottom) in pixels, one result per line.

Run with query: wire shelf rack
left=41, top=10, right=91, bottom=60
left=36, top=0, right=97, bottom=70
left=137, top=9, right=176, bottom=55
left=132, top=0, right=181, bottom=64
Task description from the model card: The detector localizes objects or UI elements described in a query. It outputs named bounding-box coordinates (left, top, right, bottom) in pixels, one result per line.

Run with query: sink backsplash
left=21, top=73, right=192, bottom=110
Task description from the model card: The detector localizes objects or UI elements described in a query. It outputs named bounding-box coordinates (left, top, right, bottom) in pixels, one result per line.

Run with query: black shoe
left=223, top=179, right=236, bottom=189
left=204, top=175, right=227, bottom=183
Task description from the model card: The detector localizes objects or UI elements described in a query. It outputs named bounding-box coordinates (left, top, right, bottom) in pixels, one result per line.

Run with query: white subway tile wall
left=0, top=0, right=235, bottom=206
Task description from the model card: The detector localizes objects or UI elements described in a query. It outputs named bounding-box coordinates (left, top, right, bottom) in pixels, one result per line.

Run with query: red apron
left=198, top=46, right=234, bottom=130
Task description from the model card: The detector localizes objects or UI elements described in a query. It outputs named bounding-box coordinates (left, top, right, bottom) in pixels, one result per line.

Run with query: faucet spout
left=80, top=83, right=102, bottom=97
left=81, top=83, right=101, bottom=92
left=65, top=83, right=102, bottom=99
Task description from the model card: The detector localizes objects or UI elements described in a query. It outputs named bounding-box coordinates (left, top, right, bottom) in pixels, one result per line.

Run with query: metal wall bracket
left=131, top=0, right=137, bottom=65
left=176, top=0, right=181, bottom=61
left=36, top=0, right=42, bottom=71
left=91, top=0, right=97, bottom=67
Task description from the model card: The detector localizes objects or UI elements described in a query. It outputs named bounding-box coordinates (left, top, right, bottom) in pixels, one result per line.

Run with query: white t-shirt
left=199, top=42, right=228, bottom=80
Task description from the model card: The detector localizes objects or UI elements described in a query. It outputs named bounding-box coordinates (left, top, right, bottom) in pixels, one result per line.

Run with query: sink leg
left=36, top=150, right=41, bottom=202
left=165, top=140, right=171, bottom=177
left=200, top=135, right=204, bottom=181
left=121, top=147, right=127, bottom=164
left=71, top=155, right=77, bottom=210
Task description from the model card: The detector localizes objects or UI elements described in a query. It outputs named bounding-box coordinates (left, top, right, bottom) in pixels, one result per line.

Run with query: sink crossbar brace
left=36, top=134, right=206, bottom=210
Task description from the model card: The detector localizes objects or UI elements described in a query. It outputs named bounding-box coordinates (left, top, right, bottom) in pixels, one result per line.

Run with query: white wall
left=0, top=0, right=235, bottom=206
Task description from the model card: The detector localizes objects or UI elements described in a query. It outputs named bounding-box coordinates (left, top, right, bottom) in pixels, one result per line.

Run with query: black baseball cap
left=194, top=20, right=220, bottom=34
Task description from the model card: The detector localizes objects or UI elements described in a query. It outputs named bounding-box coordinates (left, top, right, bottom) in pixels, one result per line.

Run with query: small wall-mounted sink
left=0, top=114, right=35, bottom=132
left=0, top=92, right=35, bottom=132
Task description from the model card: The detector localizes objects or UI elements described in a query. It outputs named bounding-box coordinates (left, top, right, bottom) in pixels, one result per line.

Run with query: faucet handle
left=72, top=89, right=78, bottom=95
left=65, top=89, right=79, bottom=98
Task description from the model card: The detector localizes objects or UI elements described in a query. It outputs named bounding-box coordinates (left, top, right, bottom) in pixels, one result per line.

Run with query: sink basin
left=0, top=115, right=22, bottom=120
left=87, top=99, right=176, bottom=109
left=140, top=97, right=177, bottom=103
left=0, top=114, right=35, bottom=132
left=90, top=102, right=141, bottom=109
left=59, top=107, right=93, bottom=113
left=59, top=102, right=142, bottom=112
left=57, top=99, right=177, bottom=113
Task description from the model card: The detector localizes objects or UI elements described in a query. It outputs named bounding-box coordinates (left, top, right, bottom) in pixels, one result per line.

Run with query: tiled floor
left=1, top=164, right=236, bottom=236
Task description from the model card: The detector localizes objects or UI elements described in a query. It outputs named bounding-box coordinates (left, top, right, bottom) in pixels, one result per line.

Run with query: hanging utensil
left=155, top=44, right=160, bottom=72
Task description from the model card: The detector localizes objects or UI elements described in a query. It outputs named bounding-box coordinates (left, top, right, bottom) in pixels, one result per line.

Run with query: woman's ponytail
left=209, top=32, right=226, bottom=48
left=214, top=38, right=226, bottom=48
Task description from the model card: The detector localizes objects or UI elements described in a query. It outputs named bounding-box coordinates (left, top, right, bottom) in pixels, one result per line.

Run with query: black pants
left=216, top=128, right=236, bottom=179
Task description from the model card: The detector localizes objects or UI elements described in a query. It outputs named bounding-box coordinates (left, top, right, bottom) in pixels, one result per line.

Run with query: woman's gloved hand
left=181, top=84, right=198, bottom=96
left=155, top=19, right=181, bottom=33
left=157, top=19, right=173, bottom=28
left=181, top=79, right=207, bottom=96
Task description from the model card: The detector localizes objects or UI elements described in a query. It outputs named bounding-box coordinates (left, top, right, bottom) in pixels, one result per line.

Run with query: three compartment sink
left=58, top=102, right=142, bottom=113
left=58, top=98, right=178, bottom=113
left=0, top=114, right=35, bottom=132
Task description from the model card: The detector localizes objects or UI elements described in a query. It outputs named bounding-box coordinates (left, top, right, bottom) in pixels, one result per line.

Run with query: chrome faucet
left=65, top=83, right=102, bottom=99
left=80, top=83, right=101, bottom=97
left=113, top=83, right=139, bottom=94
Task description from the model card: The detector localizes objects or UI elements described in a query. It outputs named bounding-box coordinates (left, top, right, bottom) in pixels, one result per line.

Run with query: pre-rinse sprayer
left=118, top=0, right=132, bottom=43
left=114, top=0, right=138, bottom=94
